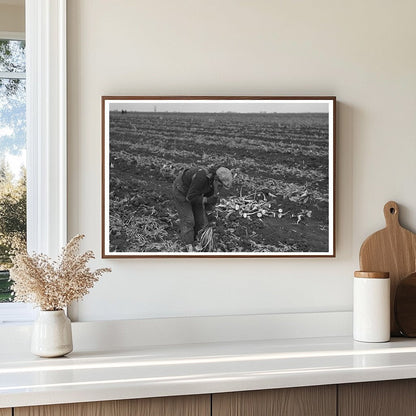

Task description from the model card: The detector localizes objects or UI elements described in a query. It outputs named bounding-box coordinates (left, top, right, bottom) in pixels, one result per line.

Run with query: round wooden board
left=395, top=272, right=416, bottom=337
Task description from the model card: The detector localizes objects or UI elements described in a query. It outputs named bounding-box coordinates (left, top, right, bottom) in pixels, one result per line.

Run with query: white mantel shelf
left=2, top=335, right=416, bottom=409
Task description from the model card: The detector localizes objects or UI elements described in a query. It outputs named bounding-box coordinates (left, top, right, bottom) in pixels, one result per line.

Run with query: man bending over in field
left=173, top=166, right=233, bottom=250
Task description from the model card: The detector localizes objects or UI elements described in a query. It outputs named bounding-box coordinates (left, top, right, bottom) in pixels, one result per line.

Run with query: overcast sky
left=109, top=100, right=330, bottom=114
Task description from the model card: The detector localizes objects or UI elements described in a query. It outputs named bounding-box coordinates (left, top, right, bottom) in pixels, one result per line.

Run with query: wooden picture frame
left=102, top=96, right=336, bottom=258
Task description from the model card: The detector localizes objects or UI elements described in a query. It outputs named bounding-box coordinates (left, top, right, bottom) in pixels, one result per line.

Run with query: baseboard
left=0, top=311, right=352, bottom=353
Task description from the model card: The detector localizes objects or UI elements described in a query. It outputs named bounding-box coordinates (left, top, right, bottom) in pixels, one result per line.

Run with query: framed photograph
left=102, top=96, right=336, bottom=257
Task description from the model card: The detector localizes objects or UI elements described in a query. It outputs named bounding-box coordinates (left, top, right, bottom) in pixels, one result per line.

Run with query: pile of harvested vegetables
left=215, top=191, right=312, bottom=221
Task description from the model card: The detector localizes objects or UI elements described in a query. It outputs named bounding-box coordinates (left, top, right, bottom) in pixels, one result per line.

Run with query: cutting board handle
left=384, top=201, right=400, bottom=228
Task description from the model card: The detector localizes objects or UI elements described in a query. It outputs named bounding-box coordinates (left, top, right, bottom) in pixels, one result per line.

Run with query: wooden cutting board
left=359, top=201, right=416, bottom=336
left=395, top=272, right=416, bottom=337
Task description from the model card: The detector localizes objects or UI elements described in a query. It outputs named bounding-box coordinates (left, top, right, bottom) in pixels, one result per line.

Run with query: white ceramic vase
left=31, top=310, right=73, bottom=357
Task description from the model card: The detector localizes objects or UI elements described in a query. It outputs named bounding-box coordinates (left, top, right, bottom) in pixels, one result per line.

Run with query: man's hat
left=216, top=167, right=233, bottom=189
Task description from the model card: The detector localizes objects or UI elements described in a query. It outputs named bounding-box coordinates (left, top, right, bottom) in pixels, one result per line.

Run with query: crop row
left=110, top=150, right=328, bottom=206
left=110, top=126, right=328, bottom=159
left=111, top=137, right=327, bottom=183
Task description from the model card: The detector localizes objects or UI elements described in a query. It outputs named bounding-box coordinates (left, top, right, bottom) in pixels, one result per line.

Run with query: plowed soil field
left=108, top=111, right=331, bottom=254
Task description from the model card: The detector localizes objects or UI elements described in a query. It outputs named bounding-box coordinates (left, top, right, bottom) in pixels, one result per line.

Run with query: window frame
left=0, top=0, right=67, bottom=323
left=26, top=0, right=67, bottom=257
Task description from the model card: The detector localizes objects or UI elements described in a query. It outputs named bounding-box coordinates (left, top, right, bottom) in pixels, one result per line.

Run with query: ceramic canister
left=353, top=271, right=390, bottom=343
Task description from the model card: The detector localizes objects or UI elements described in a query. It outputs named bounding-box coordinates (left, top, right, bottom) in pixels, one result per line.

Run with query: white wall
left=67, top=0, right=416, bottom=322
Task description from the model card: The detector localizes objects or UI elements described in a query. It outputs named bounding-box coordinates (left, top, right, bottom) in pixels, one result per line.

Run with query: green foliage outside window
left=0, top=39, right=26, bottom=302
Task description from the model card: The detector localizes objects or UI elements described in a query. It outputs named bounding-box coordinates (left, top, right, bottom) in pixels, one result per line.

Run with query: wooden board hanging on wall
left=394, top=272, right=416, bottom=337
left=359, top=201, right=416, bottom=336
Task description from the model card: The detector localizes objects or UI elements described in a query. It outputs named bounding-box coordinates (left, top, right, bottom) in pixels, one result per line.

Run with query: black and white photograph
left=102, top=97, right=335, bottom=257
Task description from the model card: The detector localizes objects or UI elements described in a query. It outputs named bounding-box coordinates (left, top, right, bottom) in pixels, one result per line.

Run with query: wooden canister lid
left=354, top=271, right=389, bottom=279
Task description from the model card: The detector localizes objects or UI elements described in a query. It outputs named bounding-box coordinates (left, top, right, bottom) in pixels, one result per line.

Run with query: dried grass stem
left=10, top=234, right=111, bottom=310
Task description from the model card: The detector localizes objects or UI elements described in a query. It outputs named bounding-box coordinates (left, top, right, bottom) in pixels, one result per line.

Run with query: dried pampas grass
left=10, top=234, right=111, bottom=311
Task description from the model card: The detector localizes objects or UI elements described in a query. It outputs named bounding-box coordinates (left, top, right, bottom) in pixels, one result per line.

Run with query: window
left=0, top=32, right=35, bottom=322
left=0, top=1, right=67, bottom=324
left=0, top=35, right=26, bottom=301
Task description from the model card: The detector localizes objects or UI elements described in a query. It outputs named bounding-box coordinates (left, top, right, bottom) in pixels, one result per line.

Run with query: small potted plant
left=10, top=234, right=111, bottom=357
